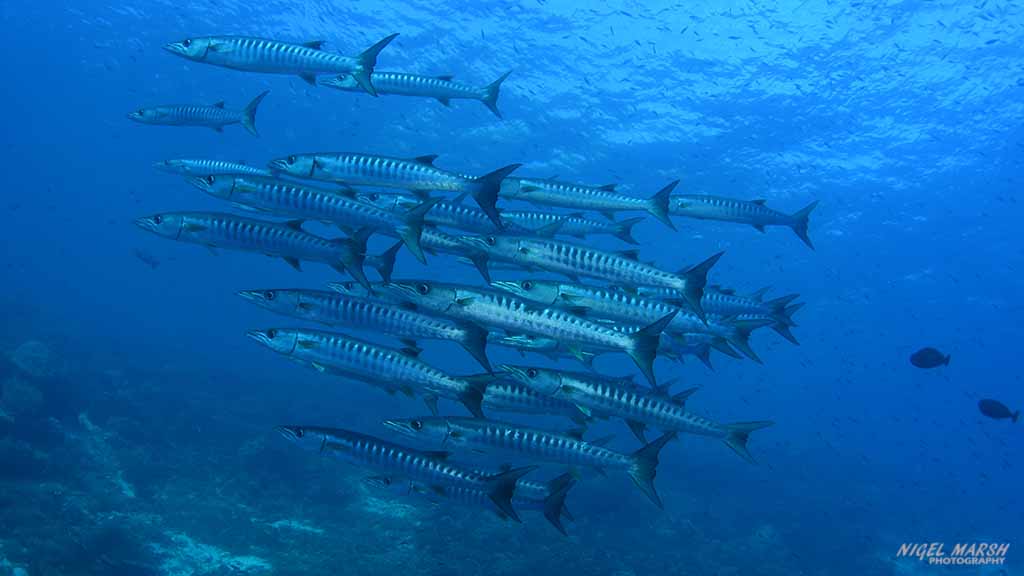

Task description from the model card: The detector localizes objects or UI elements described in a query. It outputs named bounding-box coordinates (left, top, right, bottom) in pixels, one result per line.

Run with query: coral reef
left=6, top=341, right=59, bottom=381
left=149, top=533, right=271, bottom=576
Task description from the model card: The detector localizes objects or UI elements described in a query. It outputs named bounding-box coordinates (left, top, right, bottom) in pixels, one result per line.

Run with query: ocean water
left=1, top=0, right=1021, bottom=574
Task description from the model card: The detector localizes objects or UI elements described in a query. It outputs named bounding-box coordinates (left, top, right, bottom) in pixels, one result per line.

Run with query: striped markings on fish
left=501, top=177, right=677, bottom=230
left=133, top=211, right=372, bottom=288
left=237, top=289, right=491, bottom=371
left=322, top=70, right=512, bottom=118
left=247, top=327, right=487, bottom=418
left=276, top=425, right=537, bottom=522
left=188, top=174, right=439, bottom=264
left=383, top=416, right=677, bottom=508
left=669, top=195, right=819, bottom=249
left=380, top=281, right=677, bottom=386
left=127, top=91, right=268, bottom=136
left=163, top=34, right=399, bottom=95
left=457, top=234, right=723, bottom=320
left=501, top=365, right=773, bottom=462
left=268, top=152, right=519, bottom=229
left=154, top=158, right=273, bottom=177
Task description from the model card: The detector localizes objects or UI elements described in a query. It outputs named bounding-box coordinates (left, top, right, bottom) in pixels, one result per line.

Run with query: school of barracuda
left=132, top=31, right=817, bottom=536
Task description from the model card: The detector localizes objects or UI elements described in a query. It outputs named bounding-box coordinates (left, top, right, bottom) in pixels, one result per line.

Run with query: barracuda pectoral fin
left=298, top=73, right=317, bottom=86
left=283, top=257, right=302, bottom=271
left=485, top=466, right=538, bottom=523
left=455, top=296, right=476, bottom=307
left=572, top=402, right=593, bottom=418
left=626, top=420, right=648, bottom=443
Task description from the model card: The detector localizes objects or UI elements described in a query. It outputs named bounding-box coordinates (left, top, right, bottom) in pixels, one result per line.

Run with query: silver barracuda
left=275, top=425, right=537, bottom=521
left=322, top=70, right=512, bottom=118
left=267, top=152, right=520, bottom=229
left=154, top=158, right=272, bottom=177
left=491, top=279, right=771, bottom=362
left=457, top=234, right=723, bottom=320
left=502, top=212, right=645, bottom=245
left=247, top=328, right=488, bottom=418
left=163, top=34, right=398, bottom=95
left=134, top=211, right=372, bottom=289
left=187, top=174, right=439, bottom=264
left=379, top=280, right=678, bottom=386
left=500, top=177, right=677, bottom=230
left=669, top=195, right=819, bottom=249
left=479, top=376, right=589, bottom=424
left=383, top=416, right=677, bottom=508
left=363, top=472, right=575, bottom=535
left=237, top=289, right=491, bottom=371
left=501, top=365, right=773, bottom=463
left=127, top=91, right=268, bottom=136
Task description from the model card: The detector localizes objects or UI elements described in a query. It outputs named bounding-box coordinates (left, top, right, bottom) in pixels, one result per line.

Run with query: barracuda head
left=268, top=154, right=317, bottom=178
left=457, top=234, right=521, bottom=260
left=382, top=417, right=450, bottom=444
left=326, top=280, right=377, bottom=299
left=186, top=174, right=236, bottom=199
left=237, top=289, right=305, bottom=316
left=499, top=364, right=563, bottom=396
left=163, top=37, right=212, bottom=61
left=126, top=106, right=167, bottom=124
left=490, top=279, right=562, bottom=306
left=320, top=73, right=360, bottom=91
left=245, top=328, right=299, bottom=355
left=274, top=425, right=338, bottom=453
left=135, top=213, right=184, bottom=239
left=153, top=159, right=187, bottom=173
left=357, top=191, right=416, bottom=212
left=378, top=281, right=458, bottom=314
left=492, top=334, right=559, bottom=352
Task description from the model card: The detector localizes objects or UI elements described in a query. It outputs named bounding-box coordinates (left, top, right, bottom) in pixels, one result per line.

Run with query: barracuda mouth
left=498, top=364, right=530, bottom=381
left=455, top=236, right=489, bottom=250
left=274, top=425, right=302, bottom=443
left=267, top=159, right=289, bottom=172
left=489, top=281, right=521, bottom=295
left=185, top=176, right=210, bottom=191
left=236, top=290, right=266, bottom=304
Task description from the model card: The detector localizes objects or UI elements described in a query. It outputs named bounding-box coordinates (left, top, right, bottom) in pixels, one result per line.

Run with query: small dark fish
left=910, top=347, right=949, bottom=369
left=133, top=249, right=160, bottom=269
left=978, top=399, right=1019, bottom=423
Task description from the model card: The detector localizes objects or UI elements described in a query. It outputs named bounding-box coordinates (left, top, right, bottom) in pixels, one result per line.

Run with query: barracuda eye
left=287, top=155, right=296, bottom=165
left=153, top=215, right=163, bottom=224
left=526, top=368, right=538, bottom=378
left=416, top=283, right=430, bottom=295
left=295, top=427, right=304, bottom=438
left=411, top=420, right=423, bottom=431
left=183, top=39, right=191, bottom=48
left=263, top=290, right=276, bottom=301
left=383, top=477, right=391, bottom=486
left=342, top=281, right=353, bottom=290
left=521, top=281, right=533, bottom=290
left=370, top=193, right=380, bottom=201
left=266, top=329, right=277, bottom=339
left=205, top=175, right=215, bottom=185
left=485, top=236, right=496, bottom=246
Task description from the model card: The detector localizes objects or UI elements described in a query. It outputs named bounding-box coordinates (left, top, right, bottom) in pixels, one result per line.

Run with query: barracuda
left=458, top=234, right=722, bottom=320
left=154, top=158, right=272, bottom=177
left=491, top=279, right=771, bottom=363
left=322, top=70, right=512, bottom=118
left=133, top=211, right=372, bottom=289
left=502, top=365, right=773, bottom=463
left=363, top=472, right=575, bottom=535
left=502, top=212, right=645, bottom=245
left=236, top=289, right=491, bottom=371
left=247, top=328, right=487, bottom=418
left=275, top=425, right=537, bottom=521
left=500, top=177, right=677, bottom=230
left=480, top=376, right=589, bottom=424
left=380, top=281, right=677, bottom=386
left=187, top=174, right=438, bottom=264
left=163, top=34, right=398, bottom=95
left=669, top=195, right=819, bottom=249
left=384, top=416, right=676, bottom=508
left=127, top=91, right=268, bottom=136
left=267, top=152, right=520, bottom=229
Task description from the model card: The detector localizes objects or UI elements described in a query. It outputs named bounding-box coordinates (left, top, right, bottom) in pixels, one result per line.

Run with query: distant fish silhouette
left=910, top=347, right=949, bottom=369
left=978, top=399, right=1019, bottom=423
left=133, top=249, right=160, bottom=269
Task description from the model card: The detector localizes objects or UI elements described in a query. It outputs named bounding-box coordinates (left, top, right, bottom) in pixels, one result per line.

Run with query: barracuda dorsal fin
left=399, top=347, right=421, bottom=358
left=751, top=199, right=767, bottom=205
left=598, top=183, right=617, bottom=191
left=672, top=387, right=699, bottom=405
left=212, top=101, right=225, bottom=108
left=589, top=434, right=615, bottom=447
left=302, top=40, right=325, bottom=49
left=410, top=154, right=438, bottom=166
left=565, top=428, right=586, bottom=441
left=283, top=257, right=302, bottom=271
left=436, top=75, right=454, bottom=81
left=420, top=450, right=450, bottom=460
left=616, top=249, right=640, bottom=261
left=749, top=286, right=771, bottom=301
left=284, top=219, right=305, bottom=231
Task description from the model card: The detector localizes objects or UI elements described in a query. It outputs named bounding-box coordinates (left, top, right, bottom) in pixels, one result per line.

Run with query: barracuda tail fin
left=790, top=200, right=818, bottom=250
left=1013, top=411, right=1019, bottom=423
left=724, top=317, right=774, bottom=364
left=613, top=217, right=645, bottom=245
left=240, top=90, right=269, bottom=137
left=331, top=228, right=372, bottom=290
left=707, top=336, right=742, bottom=359
left=480, top=70, right=512, bottom=119
left=693, top=344, right=714, bottom=370
left=353, top=33, right=399, bottom=96
left=627, top=310, right=678, bottom=386
left=461, top=377, right=487, bottom=419
left=456, top=321, right=492, bottom=372
left=722, top=421, right=774, bottom=463
left=397, top=198, right=441, bottom=264
left=627, top=432, right=676, bottom=509
left=770, top=322, right=800, bottom=346
left=369, top=240, right=402, bottom=283
left=542, top=474, right=577, bottom=536
left=471, top=163, right=521, bottom=229
left=766, top=294, right=801, bottom=326
left=677, top=251, right=724, bottom=321
left=647, top=180, right=678, bottom=231
left=485, top=465, right=538, bottom=522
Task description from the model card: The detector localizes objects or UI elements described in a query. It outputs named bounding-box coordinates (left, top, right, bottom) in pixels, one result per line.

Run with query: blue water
left=1, top=0, right=1021, bottom=574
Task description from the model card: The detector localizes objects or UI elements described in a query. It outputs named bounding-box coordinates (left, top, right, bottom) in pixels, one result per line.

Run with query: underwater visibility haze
left=0, top=0, right=1022, bottom=574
